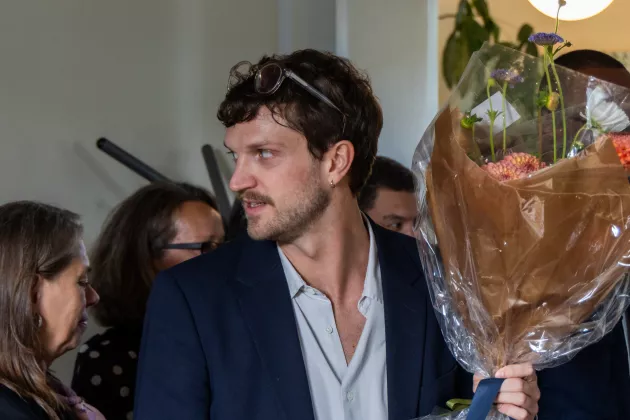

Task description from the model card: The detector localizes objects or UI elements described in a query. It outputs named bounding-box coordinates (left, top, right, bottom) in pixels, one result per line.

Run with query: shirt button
left=307, top=288, right=316, bottom=295
left=346, top=391, right=355, bottom=401
left=325, top=326, right=333, bottom=334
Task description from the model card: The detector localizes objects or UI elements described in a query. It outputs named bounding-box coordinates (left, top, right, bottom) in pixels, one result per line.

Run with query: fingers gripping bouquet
left=414, top=4, right=630, bottom=420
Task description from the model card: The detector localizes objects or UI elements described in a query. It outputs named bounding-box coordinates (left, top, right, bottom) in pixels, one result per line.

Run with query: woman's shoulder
left=73, top=326, right=141, bottom=390
left=0, top=384, right=48, bottom=419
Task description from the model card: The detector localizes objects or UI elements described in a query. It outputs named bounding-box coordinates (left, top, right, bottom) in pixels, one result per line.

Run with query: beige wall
left=0, top=0, right=279, bottom=385
left=439, top=0, right=630, bottom=104
left=1, top=0, right=436, bottom=386
left=344, top=0, right=439, bottom=166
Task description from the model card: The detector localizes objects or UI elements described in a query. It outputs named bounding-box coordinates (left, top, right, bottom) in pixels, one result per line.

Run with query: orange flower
left=610, top=133, right=630, bottom=170
left=482, top=153, right=546, bottom=181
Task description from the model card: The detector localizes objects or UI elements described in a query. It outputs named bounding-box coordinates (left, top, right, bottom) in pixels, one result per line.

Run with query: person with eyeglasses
left=71, top=182, right=224, bottom=420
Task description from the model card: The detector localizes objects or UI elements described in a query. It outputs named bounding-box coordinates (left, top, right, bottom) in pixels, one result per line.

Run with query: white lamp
left=528, top=0, right=614, bottom=21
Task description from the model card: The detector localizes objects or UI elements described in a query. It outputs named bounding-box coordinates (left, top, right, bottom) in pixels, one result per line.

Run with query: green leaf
left=472, top=0, right=490, bottom=21
left=443, top=31, right=470, bottom=89
left=485, top=19, right=500, bottom=43
left=455, top=0, right=473, bottom=28
left=462, top=17, right=489, bottom=53
left=517, top=24, right=534, bottom=45
left=487, top=109, right=501, bottom=120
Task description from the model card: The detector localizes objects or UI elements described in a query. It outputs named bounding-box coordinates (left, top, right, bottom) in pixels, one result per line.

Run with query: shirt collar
left=277, top=214, right=382, bottom=304
left=362, top=218, right=383, bottom=304
left=278, top=247, right=306, bottom=299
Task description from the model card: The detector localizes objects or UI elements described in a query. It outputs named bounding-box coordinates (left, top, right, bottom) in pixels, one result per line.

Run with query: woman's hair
left=225, top=200, right=247, bottom=241
left=0, top=201, right=83, bottom=419
left=90, top=182, right=219, bottom=328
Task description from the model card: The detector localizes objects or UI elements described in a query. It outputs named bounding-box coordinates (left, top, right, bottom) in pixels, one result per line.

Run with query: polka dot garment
left=71, top=326, right=142, bottom=420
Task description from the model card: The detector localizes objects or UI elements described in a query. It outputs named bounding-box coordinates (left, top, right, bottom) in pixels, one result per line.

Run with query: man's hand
left=473, top=363, right=540, bottom=420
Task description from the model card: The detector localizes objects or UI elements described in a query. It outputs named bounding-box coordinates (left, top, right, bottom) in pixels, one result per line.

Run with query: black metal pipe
left=96, top=137, right=171, bottom=183
left=201, top=144, right=233, bottom=223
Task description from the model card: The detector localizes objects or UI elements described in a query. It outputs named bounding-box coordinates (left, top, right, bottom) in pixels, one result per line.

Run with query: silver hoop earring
left=36, top=314, right=42, bottom=328
left=330, top=180, right=336, bottom=189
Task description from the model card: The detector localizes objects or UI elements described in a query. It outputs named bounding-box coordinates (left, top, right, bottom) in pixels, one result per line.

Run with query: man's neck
left=278, top=194, right=370, bottom=304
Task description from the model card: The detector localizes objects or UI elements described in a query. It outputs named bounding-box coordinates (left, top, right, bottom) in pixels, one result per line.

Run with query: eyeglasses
left=228, top=61, right=347, bottom=133
left=162, top=241, right=221, bottom=254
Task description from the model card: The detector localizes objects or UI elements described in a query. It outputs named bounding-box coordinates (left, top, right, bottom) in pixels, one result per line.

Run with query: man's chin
left=247, top=218, right=282, bottom=242
left=247, top=225, right=274, bottom=241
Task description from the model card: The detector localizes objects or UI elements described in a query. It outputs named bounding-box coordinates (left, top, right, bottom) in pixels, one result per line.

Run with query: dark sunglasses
left=228, top=61, right=347, bottom=133
left=162, top=241, right=221, bottom=254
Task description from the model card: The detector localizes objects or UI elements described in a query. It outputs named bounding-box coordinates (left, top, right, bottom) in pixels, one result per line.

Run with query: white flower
left=580, top=84, right=630, bottom=133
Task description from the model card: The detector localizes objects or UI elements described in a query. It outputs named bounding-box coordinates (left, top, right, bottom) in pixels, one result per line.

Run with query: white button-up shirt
left=278, top=222, right=387, bottom=420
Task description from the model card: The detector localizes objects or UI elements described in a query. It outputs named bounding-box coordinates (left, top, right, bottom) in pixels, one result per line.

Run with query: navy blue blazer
left=134, top=223, right=630, bottom=420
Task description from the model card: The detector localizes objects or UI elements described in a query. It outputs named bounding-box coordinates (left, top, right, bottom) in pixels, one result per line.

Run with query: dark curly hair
left=358, top=156, right=415, bottom=211
left=217, top=49, right=383, bottom=194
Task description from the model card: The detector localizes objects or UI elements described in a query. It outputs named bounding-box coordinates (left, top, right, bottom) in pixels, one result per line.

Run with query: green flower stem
left=537, top=108, right=543, bottom=159
left=487, top=80, right=496, bottom=162
left=555, top=9, right=560, bottom=33
left=569, top=123, right=588, bottom=154
left=548, top=49, right=568, bottom=158
left=502, top=82, right=508, bottom=154
left=553, top=44, right=569, bottom=56
left=543, top=53, right=558, bottom=163
left=470, top=124, right=483, bottom=163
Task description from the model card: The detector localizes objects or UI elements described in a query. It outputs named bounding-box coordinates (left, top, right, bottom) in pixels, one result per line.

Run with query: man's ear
left=324, top=140, right=355, bottom=187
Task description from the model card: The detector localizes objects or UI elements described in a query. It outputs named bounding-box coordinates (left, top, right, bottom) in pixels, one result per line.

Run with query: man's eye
left=388, top=222, right=402, bottom=231
left=258, top=149, right=273, bottom=159
left=227, top=151, right=238, bottom=162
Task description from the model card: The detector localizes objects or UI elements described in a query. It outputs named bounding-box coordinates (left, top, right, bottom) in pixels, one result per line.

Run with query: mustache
left=238, top=191, right=274, bottom=206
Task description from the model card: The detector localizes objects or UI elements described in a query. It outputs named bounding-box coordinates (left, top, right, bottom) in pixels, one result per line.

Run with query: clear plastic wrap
left=413, top=43, right=630, bottom=419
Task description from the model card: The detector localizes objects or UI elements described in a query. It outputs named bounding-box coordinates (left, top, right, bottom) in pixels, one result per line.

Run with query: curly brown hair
left=217, top=49, right=383, bottom=194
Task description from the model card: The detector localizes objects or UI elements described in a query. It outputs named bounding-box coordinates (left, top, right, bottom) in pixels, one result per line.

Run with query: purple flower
left=528, top=32, right=564, bottom=46
left=490, top=69, right=524, bottom=86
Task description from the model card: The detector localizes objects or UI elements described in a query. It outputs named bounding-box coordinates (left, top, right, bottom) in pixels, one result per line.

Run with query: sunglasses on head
left=228, top=61, right=347, bottom=133
left=162, top=241, right=221, bottom=254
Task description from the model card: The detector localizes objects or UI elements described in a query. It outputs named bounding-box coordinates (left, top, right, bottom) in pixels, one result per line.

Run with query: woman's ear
left=324, top=140, right=355, bottom=186
left=30, top=275, right=45, bottom=329
left=31, top=274, right=44, bottom=307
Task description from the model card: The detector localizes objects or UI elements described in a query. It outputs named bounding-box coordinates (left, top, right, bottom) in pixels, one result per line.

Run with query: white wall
left=283, top=0, right=441, bottom=167
left=0, top=0, right=278, bottom=384
left=0, top=0, right=438, bottom=384
left=278, top=0, right=336, bottom=53
left=340, top=0, right=439, bottom=166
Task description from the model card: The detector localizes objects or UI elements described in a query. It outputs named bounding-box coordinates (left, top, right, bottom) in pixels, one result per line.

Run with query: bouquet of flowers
left=413, top=3, right=630, bottom=419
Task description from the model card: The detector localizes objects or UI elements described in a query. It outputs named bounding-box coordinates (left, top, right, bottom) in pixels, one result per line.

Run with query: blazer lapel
left=232, top=237, right=315, bottom=420
left=374, top=223, right=429, bottom=420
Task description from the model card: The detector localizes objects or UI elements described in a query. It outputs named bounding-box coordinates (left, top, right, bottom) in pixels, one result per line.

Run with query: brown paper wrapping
left=426, top=108, right=630, bottom=370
